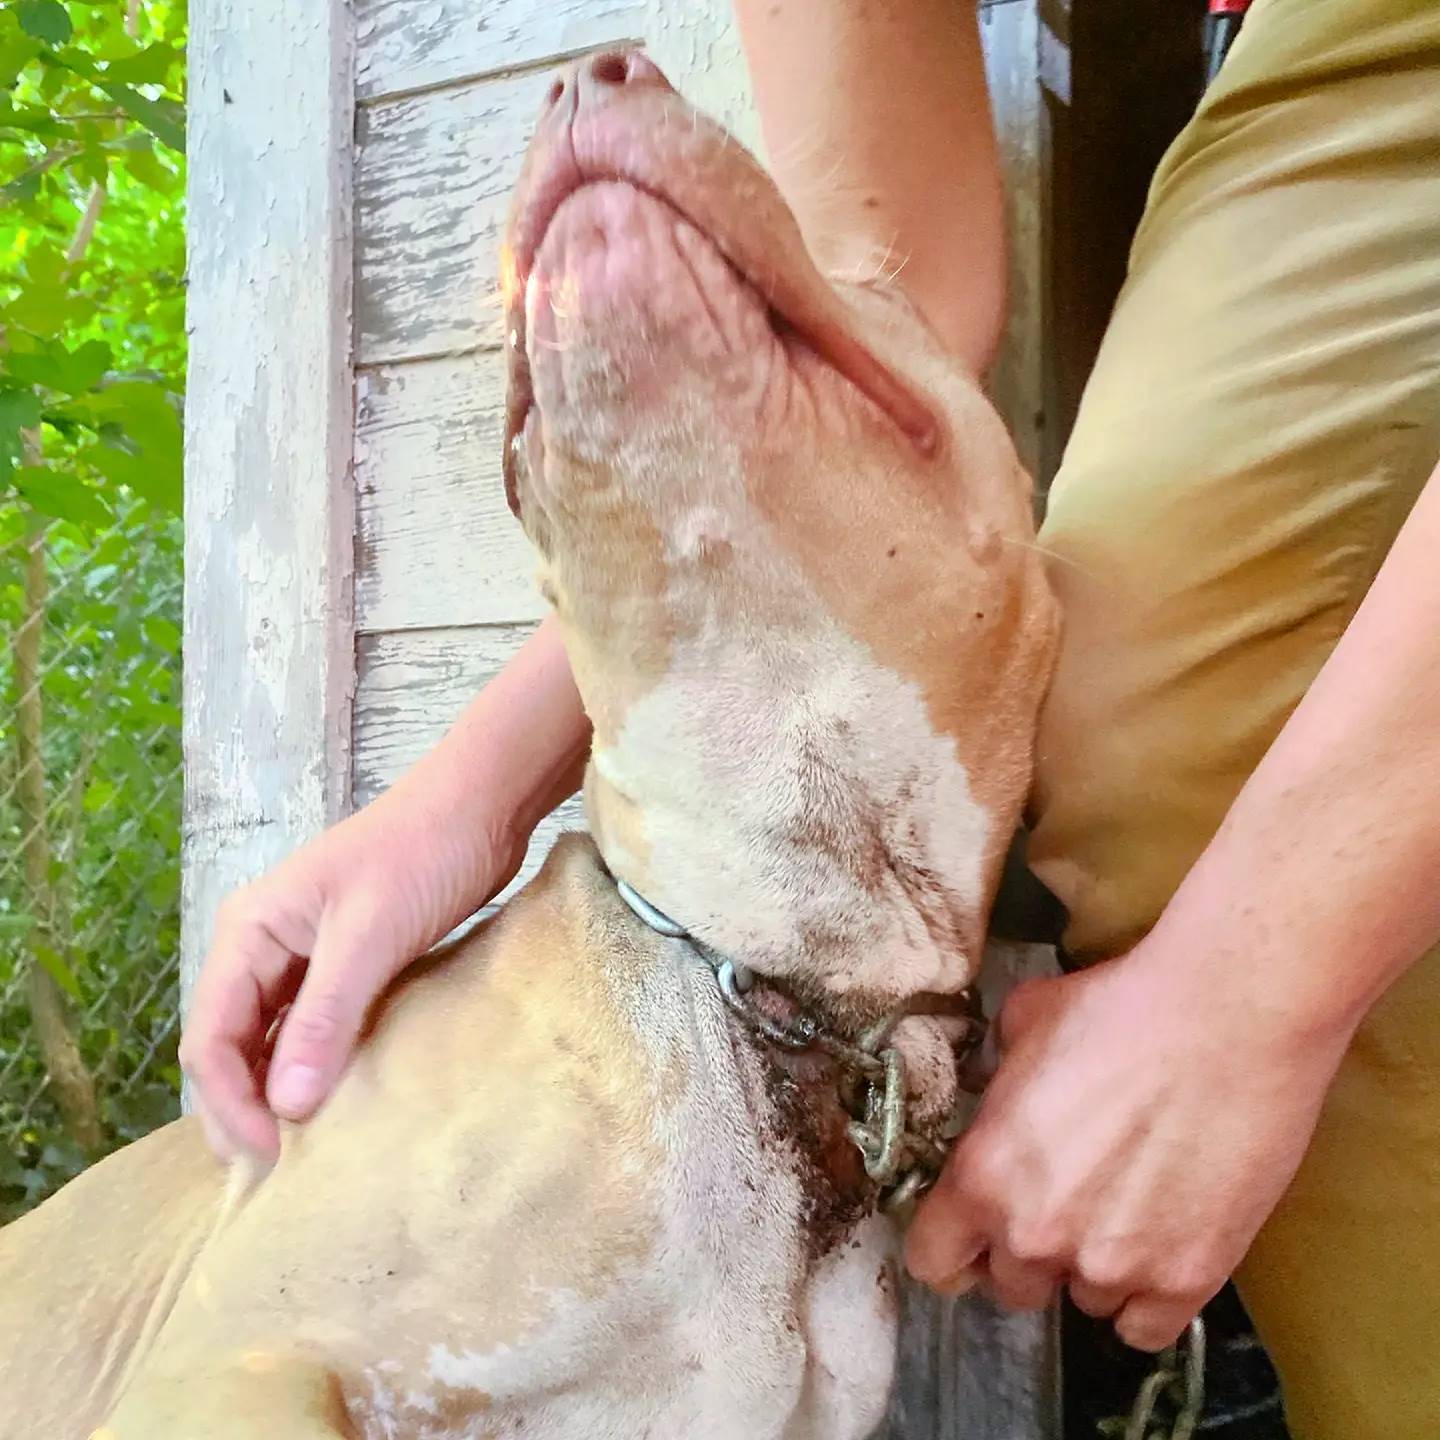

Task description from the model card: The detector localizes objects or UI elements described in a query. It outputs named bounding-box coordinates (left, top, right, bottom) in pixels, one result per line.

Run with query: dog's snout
left=542, top=49, right=672, bottom=118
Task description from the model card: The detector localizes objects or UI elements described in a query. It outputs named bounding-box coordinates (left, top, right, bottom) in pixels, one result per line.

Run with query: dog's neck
left=577, top=594, right=1000, bottom=1025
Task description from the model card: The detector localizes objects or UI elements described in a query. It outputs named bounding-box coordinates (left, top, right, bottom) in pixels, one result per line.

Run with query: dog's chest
left=335, top=954, right=900, bottom=1440
left=340, top=1219, right=898, bottom=1440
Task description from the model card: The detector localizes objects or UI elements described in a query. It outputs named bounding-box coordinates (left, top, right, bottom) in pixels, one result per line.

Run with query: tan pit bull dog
left=0, top=50, right=1056, bottom=1440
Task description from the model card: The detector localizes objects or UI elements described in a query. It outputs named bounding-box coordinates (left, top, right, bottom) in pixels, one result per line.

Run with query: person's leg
left=1027, top=1, right=1440, bottom=1434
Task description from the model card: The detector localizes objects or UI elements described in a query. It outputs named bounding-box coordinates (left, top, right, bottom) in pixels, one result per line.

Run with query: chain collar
left=615, top=877, right=986, bottom=1212
left=1122, top=1318, right=1207, bottom=1440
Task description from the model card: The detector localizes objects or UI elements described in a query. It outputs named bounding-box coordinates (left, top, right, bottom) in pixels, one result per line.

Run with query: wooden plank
left=356, top=0, right=646, bottom=103
left=355, top=0, right=755, bottom=142
left=353, top=625, right=584, bottom=908
left=886, top=1288, right=1062, bottom=1439
left=355, top=70, right=530, bottom=364
left=353, top=3, right=1045, bottom=380
left=182, top=0, right=355, bottom=1001
left=355, top=355, right=544, bottom=633
left=878, top=938, right=1062, bottom=1440
left=353, top=624, right=527, bottom=803
left=354, top=1, right=760, bottom=366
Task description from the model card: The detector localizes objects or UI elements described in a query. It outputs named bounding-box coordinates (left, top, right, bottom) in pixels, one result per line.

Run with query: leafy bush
left=0, top=0, right=185, bottom=1222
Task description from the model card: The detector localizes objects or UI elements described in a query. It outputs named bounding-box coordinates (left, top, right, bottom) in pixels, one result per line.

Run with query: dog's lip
left=502, top=104, right=940, bottom=514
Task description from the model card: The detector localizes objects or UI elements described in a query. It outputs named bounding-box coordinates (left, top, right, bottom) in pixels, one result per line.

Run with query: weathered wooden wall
left=185, top=1, right=1063, bottom=1434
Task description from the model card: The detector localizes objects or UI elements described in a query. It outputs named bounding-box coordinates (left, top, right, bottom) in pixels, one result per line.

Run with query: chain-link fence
left=0, top=498, right=183, bottom=1223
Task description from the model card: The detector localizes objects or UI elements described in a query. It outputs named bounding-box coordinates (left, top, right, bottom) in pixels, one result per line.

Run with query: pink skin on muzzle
left=501, top=48, right=938, bottom=516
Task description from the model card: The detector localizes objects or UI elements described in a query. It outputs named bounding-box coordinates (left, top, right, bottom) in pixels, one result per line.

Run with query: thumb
left=266, top=904, right=397, bottom=1121
left=903, top=1150, right=990, bottom=1294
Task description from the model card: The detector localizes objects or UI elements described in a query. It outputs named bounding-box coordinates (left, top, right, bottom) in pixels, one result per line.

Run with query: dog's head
left=503, top=52, right=1057, bottom=1013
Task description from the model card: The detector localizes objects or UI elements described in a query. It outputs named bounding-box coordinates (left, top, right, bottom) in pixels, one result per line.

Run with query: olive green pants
left=1027, top=1, right=1440, bottom=1435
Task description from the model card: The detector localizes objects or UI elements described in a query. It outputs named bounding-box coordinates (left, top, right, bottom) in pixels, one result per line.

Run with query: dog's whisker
left=995, top=535, right=1102, bottom=583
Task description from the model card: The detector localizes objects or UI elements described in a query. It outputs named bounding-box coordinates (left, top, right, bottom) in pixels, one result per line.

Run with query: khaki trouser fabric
left=1027, top=0, right=1440, bottom=1434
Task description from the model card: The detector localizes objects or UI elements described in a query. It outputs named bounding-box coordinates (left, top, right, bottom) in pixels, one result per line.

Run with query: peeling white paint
left=181, top=0, right=356, bottom=997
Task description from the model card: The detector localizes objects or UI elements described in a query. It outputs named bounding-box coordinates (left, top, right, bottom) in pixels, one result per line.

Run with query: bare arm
left=910, top=461, right=1440, bottom=1349
left=733, top=0, right=1007, bottom=372
left=393, top=616, right=590, bottom=872
left=1151, top=456, right=1440, bottom=1029
left=183, top=618, right=590, bottom=1159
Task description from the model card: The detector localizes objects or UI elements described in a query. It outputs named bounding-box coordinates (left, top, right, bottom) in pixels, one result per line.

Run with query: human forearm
left=187, top=622, right=591, bottom=1156
left=732, top=0, right=1006, bottom=371
left=908, top=469, right=1440, bottom=1337
left=377, top=615, right=591, bottom=865
left=1141, top=459, right=1440, bottom=1038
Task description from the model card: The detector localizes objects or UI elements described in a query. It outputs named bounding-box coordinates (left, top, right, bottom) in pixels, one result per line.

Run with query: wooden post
left=181, top=0, right=357, bottom=1002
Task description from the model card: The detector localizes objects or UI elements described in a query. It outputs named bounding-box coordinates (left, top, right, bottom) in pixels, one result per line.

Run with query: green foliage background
left=0, top=0, right=185, bottom=1221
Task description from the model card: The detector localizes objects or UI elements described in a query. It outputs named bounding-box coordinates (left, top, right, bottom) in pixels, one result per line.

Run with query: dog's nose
left=541, top=49, right=672, bottom=117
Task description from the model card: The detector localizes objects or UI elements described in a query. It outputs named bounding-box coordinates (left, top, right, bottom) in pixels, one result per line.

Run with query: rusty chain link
left=617, top=878, right=985, bottom=1210
left=1119, top=1318, right=1207, bottom=1440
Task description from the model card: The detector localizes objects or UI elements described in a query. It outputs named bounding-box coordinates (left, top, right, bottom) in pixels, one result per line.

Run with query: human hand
left=180, top=798, right=527, bottom=1164
left=904, top=944, right=1352, bottom=1350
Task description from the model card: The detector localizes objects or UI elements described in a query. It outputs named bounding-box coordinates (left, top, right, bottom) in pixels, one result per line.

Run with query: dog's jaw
left=581, top=583, right=994, bottom=1009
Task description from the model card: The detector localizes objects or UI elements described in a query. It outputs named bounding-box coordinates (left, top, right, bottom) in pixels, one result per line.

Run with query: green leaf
left=84, top=440, right=179, bottom=513
left=16, top=1, right=72, bottom=47
left=21, top=242, right=67, bottom=289
left=100, top=43, right=179, bottom=86
left=142, top=614, right=181, bottom=653
left=90, top=531, right=131, bottom=566
left=75, top=143, right=109, bottom=189
left=93, top=79, right=185, bottom=153
left=117, top=142, right=174, bottom=193
left=4, top=245, right=97, bottom=335
left=0, top=387, right=42, bottom=480
left=60, top=339, right=112, bottom=393
left=5, top=283, right=69, bottom=335
left=0, top=104, right=64, bottom=145
left=33, top=943, right=83, bottom=1002
left=3, top=170, right=43, bottom=204
left=0, top=28, right=42, bottom=88
left=38, top=1142, right=85, bottom=1174
left=2, top=350, right=63, bottom=389
left=145, top=868, right=179, bottom=909
left=14, top=465, right=114, bottom=527
left=0, top=912, right=37, bottom=937
left=73, top=383, right=183, bottom=512
left=48, top=39, right=92, bottom=75
left=4, top=338, right=112, bottom=395
left=81, top=778, right=117, bottom=812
